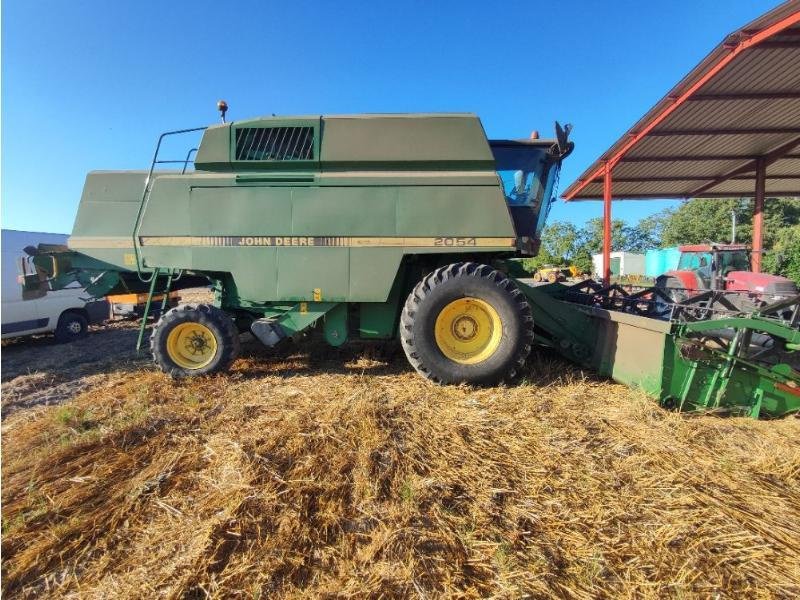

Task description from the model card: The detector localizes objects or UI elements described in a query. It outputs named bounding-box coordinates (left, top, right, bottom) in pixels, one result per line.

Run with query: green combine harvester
left=20, top=107, right=800, bottom=418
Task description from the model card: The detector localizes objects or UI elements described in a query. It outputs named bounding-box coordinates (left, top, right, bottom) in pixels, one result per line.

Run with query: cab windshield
left=490, top=141, right=560, bottom=239
left=491, top=144, right=551, bottom=208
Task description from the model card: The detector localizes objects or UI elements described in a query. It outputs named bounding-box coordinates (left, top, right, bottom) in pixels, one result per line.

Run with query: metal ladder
left=130, top=127, right=207, bottom=353
left=135, top=267, right=180, bottom=352
left=131, top=127, right=207, bottom=282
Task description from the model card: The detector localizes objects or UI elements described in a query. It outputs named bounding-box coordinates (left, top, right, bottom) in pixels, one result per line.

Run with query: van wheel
left=54, top=311, right=88, bottom=343
left=400, top=262, right=534, bottom=385
left=151, top=304, right=240, bottom=378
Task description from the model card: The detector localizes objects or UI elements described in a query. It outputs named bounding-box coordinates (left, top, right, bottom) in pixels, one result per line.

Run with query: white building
left=591, top=251, right=646, bottom=278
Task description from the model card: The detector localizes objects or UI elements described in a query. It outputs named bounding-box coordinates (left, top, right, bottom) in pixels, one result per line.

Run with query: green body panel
left=193, top=125, right=230, bottom=171
left=67, top=114, right=523, bottom=305
left=72, top=171, right=149, bottom=237
left=319, top=114, right=495, bottom=169
left=359, top=302, right=401, bottom=339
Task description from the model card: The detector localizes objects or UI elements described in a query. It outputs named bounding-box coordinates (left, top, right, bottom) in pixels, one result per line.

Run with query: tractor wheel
left=532, top=272, right=542, bottom=282
left=547, top=272, right=558, bottom=283
left=400, top=262, right=534, bottom=385
left=150, top=304, right=240, bottom=378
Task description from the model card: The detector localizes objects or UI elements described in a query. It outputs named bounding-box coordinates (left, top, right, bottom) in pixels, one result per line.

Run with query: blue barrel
left=645, top=247, right=680, bottom=277
left=663, top=247, right=680, bottom=272
left=645, top=249, right=665, bottom=278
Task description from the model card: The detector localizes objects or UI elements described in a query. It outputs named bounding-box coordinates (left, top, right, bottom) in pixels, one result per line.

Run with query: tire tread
left=400, top=262, right=533, bottom=385
left=150, top=303, right=240, bottom=378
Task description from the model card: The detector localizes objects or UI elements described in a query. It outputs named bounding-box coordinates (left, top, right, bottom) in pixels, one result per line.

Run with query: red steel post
left=603, top=162, right=613, bottom=286
left=752, top=157, right=766, bottom=272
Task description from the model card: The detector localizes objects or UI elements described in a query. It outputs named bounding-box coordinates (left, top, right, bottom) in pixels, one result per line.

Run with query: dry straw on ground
left=2, top=339, right=800, bottom=599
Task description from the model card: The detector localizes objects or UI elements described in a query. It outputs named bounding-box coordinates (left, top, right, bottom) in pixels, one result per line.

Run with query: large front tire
left=151, top=304, right=240, bottom=378
left=400, top=263, right=534, bottom=385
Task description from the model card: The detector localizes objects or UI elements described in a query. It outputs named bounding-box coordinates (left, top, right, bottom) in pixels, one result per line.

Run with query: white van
left=2, top=229, right=107, bottom=342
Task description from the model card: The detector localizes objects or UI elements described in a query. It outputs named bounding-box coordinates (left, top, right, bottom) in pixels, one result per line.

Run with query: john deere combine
left=21, top=109, right=800, bottom=417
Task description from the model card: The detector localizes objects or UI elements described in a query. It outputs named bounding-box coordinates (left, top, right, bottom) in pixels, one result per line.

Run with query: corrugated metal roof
left=563, top=1, right=800, bottom=201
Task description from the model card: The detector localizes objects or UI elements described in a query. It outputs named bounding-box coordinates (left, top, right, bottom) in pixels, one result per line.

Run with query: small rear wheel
left=54, top=311, right=88, bottom=343
left=400, top=262, right=534, bottom=385
left=151, top=304, right=240, bottom=377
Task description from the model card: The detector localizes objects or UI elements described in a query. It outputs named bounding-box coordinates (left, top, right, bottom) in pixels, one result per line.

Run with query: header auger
left=21, top=110, right=799, bottom=417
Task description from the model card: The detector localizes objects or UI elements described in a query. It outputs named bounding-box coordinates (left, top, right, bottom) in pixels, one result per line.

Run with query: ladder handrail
left=132, top=127, right=207, bottom=282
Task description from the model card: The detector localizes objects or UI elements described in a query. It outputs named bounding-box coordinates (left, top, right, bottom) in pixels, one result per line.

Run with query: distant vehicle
left=655, top=243, right=798, bottom=310
left=2, top=230, right=107, bottom=342
left=532, top=266, right=567, bottom=283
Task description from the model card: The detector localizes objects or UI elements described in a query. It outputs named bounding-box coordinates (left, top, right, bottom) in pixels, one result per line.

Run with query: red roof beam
left=571, top=192, right=800, bottom=200
left=646, top=127, right=800, bottom=136
left=755, top=40, right=800, bottom=47
left=620, top=153, right=800, bottom=162
left=607, top=174, right=800, bottom=183
left=686, top=92, right=800, bottom=101
left=563, top=8, right=800, bottom=201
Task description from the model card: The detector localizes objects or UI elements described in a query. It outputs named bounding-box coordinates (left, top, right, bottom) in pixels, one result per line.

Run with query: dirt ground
left=2, top=301, right=800, bottom=598
left=2, top=320, right=146, bottom=417
left=1, top=289, right=214, bottom=417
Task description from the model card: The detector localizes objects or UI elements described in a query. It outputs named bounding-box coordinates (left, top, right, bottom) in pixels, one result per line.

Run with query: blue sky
left=1, top=0, right=779, bottom=234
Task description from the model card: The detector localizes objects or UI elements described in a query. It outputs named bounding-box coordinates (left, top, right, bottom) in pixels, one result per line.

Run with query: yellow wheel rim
left=434, top=297, right=503, bottom=364
left=166, top=322, right=218, bottom=370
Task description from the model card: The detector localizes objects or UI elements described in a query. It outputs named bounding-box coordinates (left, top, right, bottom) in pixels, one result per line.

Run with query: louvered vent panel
left=235, top=127, right=315, bottom=161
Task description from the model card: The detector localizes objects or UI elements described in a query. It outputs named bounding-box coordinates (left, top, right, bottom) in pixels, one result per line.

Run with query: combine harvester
left=20, top=108, right=799, bottom=418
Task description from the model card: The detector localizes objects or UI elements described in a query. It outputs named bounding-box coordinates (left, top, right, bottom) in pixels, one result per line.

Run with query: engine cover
left=725, top=271, right=798, bottom=295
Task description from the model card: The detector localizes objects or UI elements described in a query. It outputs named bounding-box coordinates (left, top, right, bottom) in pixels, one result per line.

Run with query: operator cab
left=677, top=244, right=751, bottom=288
left=489, top=138, right=563, bottom=251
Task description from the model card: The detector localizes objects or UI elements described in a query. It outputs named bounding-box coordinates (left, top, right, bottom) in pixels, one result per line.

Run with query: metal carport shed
left=563, top=0, right=800, bottom=284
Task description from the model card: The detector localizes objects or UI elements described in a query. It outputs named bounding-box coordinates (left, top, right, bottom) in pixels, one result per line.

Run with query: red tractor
left=655, top=244, right=798, bottom=311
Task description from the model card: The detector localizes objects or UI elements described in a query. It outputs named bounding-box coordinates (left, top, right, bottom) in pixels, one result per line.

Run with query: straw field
left=2, top=333, right=800, bottom=599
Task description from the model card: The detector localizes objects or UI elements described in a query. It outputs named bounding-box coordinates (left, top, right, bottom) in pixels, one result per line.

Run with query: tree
left=522, top=221, right=579, bottom=271
left=540, top=221, right=582, bottom=262
left=661, top=199, right=746, bottom=246
left=660, top=197, right=800, bottom=248
left=626, top=211, right=669, bottom=252
left=762, top=224, right=800, bottom=283
left=580, top=218, right=629, bottom=255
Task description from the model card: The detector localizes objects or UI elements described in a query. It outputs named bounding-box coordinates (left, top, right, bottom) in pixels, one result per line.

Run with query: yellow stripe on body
left=138, top=236, right=517, bottom=248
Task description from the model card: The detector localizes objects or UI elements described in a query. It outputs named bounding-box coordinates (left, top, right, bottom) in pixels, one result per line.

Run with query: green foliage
left=523, top=221, right=584, bottom=272
left=661, top=197, right=800, bottom=249
left=661, top=199, right=745, bottom=246
left=762, top=224, right=800, bottom=283
left=534, top=198, right=800, bottom=282
left=629, top=212, right=668, bottom=251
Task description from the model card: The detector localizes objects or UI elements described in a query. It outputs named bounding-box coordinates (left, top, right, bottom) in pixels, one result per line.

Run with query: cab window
left=490, top=144, right=550, bottom=208
left=678, top=252, right=711, bottom=270
left=719, top=250, right=749, bottom=272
